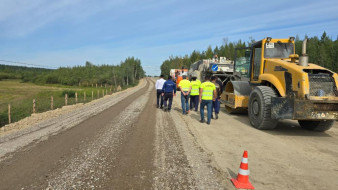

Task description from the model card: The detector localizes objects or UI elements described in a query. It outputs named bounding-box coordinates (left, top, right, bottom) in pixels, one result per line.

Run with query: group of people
left=155, top=74, right=222, bottom=125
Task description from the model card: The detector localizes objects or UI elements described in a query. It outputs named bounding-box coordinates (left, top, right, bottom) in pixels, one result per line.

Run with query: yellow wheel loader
left=221, top=37, right=338, bottom=131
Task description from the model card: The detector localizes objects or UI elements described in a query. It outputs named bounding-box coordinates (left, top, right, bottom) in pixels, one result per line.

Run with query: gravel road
left=0, top=77, right=337, bottom=190
left=0, top=78, right=226, bottom=190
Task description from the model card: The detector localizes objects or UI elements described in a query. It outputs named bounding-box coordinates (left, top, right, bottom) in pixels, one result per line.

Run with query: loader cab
left=233, top=42, right=263, bottom=81
left=234, top=38, right=295, bottom=83
left=234, top=47, right=251, bottom=79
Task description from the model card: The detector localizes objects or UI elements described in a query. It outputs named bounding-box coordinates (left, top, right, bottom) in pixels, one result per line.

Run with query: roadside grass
left=0, top=79, right=138, bottom=127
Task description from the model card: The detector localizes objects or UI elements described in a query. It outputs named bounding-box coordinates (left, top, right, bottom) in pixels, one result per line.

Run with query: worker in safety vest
left=190, top=76, right=201, bottom=111
left=178, top=75, right=191, bottom=115
left=199, top=76, right=216, bottom=124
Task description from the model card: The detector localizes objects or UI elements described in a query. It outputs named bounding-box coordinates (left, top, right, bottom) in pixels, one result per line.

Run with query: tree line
left=1, top=57, right=145, bottom=87
left=160, top=32, right=338, bottom=75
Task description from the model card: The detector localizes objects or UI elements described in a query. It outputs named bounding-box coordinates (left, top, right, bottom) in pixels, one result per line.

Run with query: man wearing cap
left=190, top=76, right=201, bottom=111
left=178, top=75, right=191, bottom=115
left=155, top=75, right=166, bottom=108
left=161, top=76, right=176, bottom=112
left=199, top=76, right=216, bottom=125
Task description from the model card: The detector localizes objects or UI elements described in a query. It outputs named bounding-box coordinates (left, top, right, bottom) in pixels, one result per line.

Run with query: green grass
left=0, top=79, right=138, bottom=127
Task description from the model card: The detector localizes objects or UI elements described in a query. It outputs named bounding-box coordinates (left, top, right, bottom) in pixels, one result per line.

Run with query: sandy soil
left=171, top=90, right=338, bottom=190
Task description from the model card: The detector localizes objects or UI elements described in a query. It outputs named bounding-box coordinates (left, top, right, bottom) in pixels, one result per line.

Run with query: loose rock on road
left=0, top=78, right=337, bottom=190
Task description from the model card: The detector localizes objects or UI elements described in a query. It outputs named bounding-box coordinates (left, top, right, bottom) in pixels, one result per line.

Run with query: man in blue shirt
left=161, top=76, right=177, bottom=112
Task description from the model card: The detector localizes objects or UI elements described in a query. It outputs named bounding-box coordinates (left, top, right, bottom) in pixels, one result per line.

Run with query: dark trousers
left=190, top=95, right=199, bottom=111
left=181, top=92, right=190, bottom=114
left=163, top=92, right=173, bottom=110
left=156, top=89, right=164, bottom=107
left=200, top=100, right=213, bottom=123
left=212, top=98, right=220, bottom=114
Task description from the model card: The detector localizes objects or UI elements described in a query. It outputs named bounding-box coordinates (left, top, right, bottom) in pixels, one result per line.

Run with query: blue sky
left=0, top=0, right=338, bottom=75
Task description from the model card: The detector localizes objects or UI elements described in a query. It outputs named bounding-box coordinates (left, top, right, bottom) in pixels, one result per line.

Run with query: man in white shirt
left=155, top=75, right=166, bottom=108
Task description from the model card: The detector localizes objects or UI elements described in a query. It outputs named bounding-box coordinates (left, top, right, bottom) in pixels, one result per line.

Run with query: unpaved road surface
left=0, top=79, right=226, bottom=190
left=0, top=78, right=337, bottom=190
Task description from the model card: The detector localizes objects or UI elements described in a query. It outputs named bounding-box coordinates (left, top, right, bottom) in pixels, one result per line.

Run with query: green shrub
left=0, top=112, right=8, bottom=127
left=61, top=90, right=76, bottom=98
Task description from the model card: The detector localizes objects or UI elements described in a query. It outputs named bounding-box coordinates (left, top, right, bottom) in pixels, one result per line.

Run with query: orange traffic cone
left=231, top=150, right=255, bottom=189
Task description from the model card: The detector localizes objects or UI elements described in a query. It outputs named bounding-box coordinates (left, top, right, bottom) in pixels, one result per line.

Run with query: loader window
left=264, top=42, right=294, bottom=58
left=252, top=48, right=262, bottom=80
left=235, top=51, right=250, bottom=78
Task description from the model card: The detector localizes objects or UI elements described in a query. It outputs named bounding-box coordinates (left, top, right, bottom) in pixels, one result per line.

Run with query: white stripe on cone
left=242, top=158, right=248, bottom=163
left=238, top=168, right=250, bottom=176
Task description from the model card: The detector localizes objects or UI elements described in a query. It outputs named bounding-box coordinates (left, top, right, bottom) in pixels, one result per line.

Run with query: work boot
left=216, top=113, right=218, bottom=119
left=200, top=120, right=205, bottom=123
left=207, top=121, right=210, bottom=125
left=211, top=115, right=214, bottom=119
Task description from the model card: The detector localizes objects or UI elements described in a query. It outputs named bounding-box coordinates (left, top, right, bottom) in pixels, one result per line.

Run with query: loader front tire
left=248, top=86, right=278, bottom=130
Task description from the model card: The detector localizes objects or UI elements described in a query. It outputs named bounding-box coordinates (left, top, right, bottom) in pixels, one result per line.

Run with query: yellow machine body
left=222, top=38, right=338, bottom=120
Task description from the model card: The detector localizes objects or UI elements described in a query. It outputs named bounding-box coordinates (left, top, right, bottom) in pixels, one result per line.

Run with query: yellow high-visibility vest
left=190, top=81, right=201, bottom=95
left=179, top=79, right=191, bottom=92
left=200, top=81, right=216, bottom=100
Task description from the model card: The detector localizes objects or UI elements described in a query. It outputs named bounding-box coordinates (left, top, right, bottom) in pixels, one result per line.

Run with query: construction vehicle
left=188, top=56, right=233, bottom=82
left=170, top=68, right=188, bottom=90
left=221, top=37, right=338, bottom=131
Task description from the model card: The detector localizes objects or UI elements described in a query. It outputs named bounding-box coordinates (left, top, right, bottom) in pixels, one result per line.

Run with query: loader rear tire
left=298, top=120, right=334, bottom=132
left=248, top=86, right=278, bottom=130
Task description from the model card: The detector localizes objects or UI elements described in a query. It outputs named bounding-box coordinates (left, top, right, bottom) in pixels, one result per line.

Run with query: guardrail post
left=51, top=96, right=54, bottom=110
left=8, top=104, right=11, bottom=124
left=75, top=92, right=78, bottom=103
left=84, top=92, right=86, bottom=102
left=33, top=99, right=36, bottom=113
left=65, top=94, right=68, bottom=106
left=92, top=91, right=93, bottom=100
